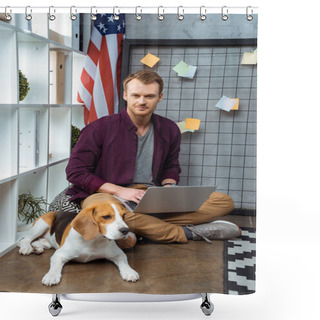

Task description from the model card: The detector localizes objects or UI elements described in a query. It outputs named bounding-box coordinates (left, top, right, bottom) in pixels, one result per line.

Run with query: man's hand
left=116, top=187, right=146, bottom=203
left=161, top=178, right=177, bottom=187
left=97, top=182, right=145, bottom=203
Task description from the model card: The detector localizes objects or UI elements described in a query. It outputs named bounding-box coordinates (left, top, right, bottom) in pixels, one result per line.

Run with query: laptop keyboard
left=125, top=200, right=138, bottom=211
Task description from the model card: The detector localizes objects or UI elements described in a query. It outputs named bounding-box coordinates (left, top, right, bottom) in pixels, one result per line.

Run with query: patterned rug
left=224, top=227, right=256, bottom=295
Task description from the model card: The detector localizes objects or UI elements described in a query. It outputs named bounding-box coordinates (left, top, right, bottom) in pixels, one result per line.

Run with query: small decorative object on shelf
left=71, top=125, right=80, bottom=151
left=18, top=191, right=48, bottom=224
left=19, top=69, right=30, bottom=101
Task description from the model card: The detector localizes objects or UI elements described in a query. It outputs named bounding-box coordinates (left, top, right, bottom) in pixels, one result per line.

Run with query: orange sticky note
left=231, top=99, right=239, bottom=110
left=140, top=53, right=160, bottom=68
left=185, top=118, right=201, bottom=130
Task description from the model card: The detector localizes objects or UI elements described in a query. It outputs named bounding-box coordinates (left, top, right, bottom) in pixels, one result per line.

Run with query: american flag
left=77, top=14, right=125, bottom=125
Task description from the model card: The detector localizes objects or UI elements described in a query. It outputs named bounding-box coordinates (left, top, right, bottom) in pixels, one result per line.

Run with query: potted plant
left=71, top=125, right=80, bottom=151
left=19, top=69, right=30, bottom=101
left=18, top=191, right=48, bottom=231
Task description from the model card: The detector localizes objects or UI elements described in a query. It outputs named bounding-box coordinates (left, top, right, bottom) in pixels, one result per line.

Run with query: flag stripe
left=93, top=65, right=109, bottom=118
left=80, top=68, right=94, bottom=94
left=78, top=82, right=92, bottom=110
left=83, top=56, right=97, bottom=81
left=87, top=41, right=100, bottom=66
left=88, top=99, right=98, bottom=123
left=106, top=34, right=121, bottom=114
left=99, top=36, right=115, bottom=115
left=77, top=92, right=84, bottom=103
left=116, top=33, right=124, bottom=113
left=90, top=27, right=102, bottom=51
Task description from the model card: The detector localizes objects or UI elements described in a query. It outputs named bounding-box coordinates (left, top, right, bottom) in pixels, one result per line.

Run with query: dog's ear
left=71, top=206, right=99, bottom=240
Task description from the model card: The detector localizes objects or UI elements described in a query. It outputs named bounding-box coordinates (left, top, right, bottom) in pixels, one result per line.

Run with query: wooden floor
left=0, top=215, right=254, bottom=295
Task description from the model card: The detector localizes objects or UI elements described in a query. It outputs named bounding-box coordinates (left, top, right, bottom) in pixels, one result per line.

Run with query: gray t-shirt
left=133, top=123, right=154, bottom=185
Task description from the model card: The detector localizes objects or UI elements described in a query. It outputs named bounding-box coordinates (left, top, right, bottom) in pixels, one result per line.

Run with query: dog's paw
left=18, top=241, right=34, bottom=255
left=42, top=272, right=62, bottom=286
left=120, top=268, right=140, bottom=282
left=31, top=241, right=45, bottom=255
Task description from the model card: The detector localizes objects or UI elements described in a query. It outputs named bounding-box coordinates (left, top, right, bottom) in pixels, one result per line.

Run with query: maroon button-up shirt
left=66, top=108, right=181, bottom=202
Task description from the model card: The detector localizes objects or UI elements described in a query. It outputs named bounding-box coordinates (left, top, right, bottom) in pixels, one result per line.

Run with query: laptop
left=114, top=186, right=216, bottom=214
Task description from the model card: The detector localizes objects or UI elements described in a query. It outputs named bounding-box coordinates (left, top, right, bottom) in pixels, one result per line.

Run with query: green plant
left=71, top=125, right=80, bottom=151
left=18, top=191, right=48, bottom=224
left=19, top=69, right=30, bottom=101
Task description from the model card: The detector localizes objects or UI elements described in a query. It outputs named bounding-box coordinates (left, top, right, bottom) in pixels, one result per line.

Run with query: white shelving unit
left=0, top=14, right=87, bottom=257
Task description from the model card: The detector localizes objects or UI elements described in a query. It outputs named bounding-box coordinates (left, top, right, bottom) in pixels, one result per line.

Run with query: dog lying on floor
left=17, top=201, right=139, bottom=286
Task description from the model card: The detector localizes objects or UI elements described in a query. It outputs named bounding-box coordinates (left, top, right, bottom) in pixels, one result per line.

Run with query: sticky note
left=178, top=65, right=197, bottom=79
left=215, top=96, right=237, bottom=112
left=241, top=50, right=257, bottom=65
left=173, top=60, right=190, bottom=75
left=185, top=118, right=201, bottom=130
left=176, top=121, right=195, bottom=133
left=140, top=53, right=160, bottom=68
left=231, top=98, right=239, bottom=110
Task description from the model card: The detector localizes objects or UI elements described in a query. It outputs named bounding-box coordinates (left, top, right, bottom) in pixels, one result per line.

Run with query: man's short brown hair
left=123, top=70, right=164, bottom=95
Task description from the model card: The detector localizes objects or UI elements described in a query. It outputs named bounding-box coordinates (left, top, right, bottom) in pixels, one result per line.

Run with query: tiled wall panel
left=129, top=45, right=257, bottom=209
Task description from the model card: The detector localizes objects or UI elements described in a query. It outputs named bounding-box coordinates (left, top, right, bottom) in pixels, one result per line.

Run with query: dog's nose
left=120, top=227, right=130, bottom=236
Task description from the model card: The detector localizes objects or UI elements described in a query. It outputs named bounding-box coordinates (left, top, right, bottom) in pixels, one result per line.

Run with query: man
left=65, top=70, right=241, bottom=246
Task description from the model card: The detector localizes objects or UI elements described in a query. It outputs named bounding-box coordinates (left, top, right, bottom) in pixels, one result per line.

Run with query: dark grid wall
left=129, top=45, right=257, bottom=209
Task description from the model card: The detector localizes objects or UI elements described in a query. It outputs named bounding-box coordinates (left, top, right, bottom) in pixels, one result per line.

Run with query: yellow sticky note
left=185, top=118, right=201, bottom=130
left=140, top=53, right=160, bottom=68
left=231, top=99, right=239, bottom=110
left=241, top=51, right=257, bottom=65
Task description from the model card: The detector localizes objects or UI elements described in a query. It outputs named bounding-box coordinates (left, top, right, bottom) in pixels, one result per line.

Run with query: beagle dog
left=17, top=201, right=139, bottom=286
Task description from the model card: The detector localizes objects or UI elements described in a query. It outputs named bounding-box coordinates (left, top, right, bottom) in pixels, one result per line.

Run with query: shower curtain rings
left=25, top=6, right=32, bottom=21
left=221, top=6, right=228, bottom=21
left=70, top=6, right=77, bottom=21
left=48, top=6, right=56, bottom=21
left=90, top=6, right=97, bottom=21
left=157, top=6, right=164, bottom=21
left=113, top=6, right=120, bottom=21
left=4, top=6, right=12, bottom=21
left=200, top=6, right=206, bottom=21
left=135, top=6, right=142, bottom=21
left=246, top=6, right=253, bottom=21
left=177, top=6, right=184, bottom=21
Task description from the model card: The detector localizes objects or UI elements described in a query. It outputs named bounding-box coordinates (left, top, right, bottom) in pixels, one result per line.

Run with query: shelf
left=18, top=167, right=47, bottom=201
left=0, top=29, right=18, bottom=103
left=72, top=105, right=86, bottom=130
left=18, top=35, right=49, bottom=104
left=0, top=242, right=17, bottom=258
left=0, top=106, right=18, bottom=181
left=49, top=13, right=73, bottom=48
left=49, top=107, right=71, bottom=163
left=0, top=13, right=89, bottom=256
left=19, top=107, right=49, bottom=172
left=0, top=19, right=82, bottom=53
left=48, top=161, right=69, bottom=203
left=0, top=181, right=18, bottom=252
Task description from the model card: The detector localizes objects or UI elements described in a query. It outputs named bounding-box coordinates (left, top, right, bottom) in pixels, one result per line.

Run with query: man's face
left=123, top=79, right=163, bottom=119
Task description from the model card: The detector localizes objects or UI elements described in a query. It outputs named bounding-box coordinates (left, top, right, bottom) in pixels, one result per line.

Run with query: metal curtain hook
left=113, top=6, right=120, bottom=21
left=90, top=6, right=97, bottom=21
left=177, top=6, right=184, bottom=21
left=221, top=6, right=228, bottom=21
left=200, top=6, right=206, bottom=21
left=158, top=6, right=164, bottom=21
left=25, top=6, right=32, bottom=20
left=70, top=6, right=77, bottom=21
left=48, top=6, right=56, bottom=21
left=4, top=6, right=12, bottom=21
left=135, top=6, right=142, bottom=20
left=246, top=6, right=253, bottom=21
